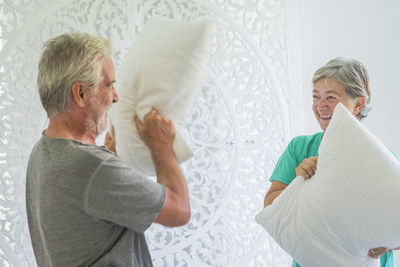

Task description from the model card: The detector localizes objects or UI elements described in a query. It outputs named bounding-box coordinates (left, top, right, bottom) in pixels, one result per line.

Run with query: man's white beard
left=86, top=94, right=108, bottom=136
left=86, top=111, right=108, bottom=136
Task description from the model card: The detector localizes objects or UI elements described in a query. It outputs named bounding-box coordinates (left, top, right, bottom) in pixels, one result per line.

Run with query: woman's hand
left=104, top=126, right=116, bottom=153
left=295, top=156, right=318, bottom=179
left=368, top=247, right=389, bottom=259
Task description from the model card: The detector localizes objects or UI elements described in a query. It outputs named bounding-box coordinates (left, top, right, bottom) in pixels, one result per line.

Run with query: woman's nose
left=316, top=98, right=328, bottom=107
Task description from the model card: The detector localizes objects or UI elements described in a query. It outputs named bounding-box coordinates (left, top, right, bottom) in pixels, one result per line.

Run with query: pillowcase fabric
left=109, top=16, right=212, bottom=175
left=255, top=103, right=400, bottom=267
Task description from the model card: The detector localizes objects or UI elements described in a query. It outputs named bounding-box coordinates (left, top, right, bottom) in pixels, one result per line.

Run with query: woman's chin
left=319, top=119, right=331, bottom=131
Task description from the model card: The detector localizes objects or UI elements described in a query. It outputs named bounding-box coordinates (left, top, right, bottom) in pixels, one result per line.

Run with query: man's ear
left=71, top=82, right=86, bottom=107
left=354, top=96, right=366, bottom=116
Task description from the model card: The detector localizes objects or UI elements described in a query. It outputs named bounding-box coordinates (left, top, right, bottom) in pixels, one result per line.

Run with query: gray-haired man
left=26, top=32, right=190, bottom=266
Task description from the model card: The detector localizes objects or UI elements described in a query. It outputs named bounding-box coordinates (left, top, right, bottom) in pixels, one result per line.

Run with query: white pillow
left=255, top=103, right=400, bottom=267
left=109, top=17, right=212, bottom=175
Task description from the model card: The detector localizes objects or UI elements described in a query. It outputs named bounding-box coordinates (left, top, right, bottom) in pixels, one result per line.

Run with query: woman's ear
left=71, top=82, right=86, bottom=107
left=354, top=96, right=366, bottom=116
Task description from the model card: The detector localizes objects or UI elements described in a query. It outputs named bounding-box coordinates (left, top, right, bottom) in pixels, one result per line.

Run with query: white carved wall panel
left=0, top=0, right=302, bottom=266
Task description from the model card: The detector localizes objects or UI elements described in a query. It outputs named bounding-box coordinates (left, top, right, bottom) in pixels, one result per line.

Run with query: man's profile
left=26, top=32, right=190, bottom=267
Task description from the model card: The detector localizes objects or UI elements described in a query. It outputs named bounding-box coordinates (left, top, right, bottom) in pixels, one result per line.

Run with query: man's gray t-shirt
left=26, top=134, right=166, bottom=266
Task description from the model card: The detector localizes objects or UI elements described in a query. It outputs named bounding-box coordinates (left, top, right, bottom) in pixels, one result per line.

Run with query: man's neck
left=45, top=112, right=97, bottom=145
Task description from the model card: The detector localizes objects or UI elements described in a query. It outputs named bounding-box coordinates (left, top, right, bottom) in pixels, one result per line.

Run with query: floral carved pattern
left=0, top=0, right=301, bottom=266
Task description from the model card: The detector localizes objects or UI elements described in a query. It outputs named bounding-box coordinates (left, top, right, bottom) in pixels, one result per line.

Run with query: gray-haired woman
left=263, top=57, right=399, bottom=267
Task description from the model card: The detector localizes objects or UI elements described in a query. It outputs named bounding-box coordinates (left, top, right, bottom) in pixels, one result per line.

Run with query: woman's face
left=312, top=77, right=363, bottom=131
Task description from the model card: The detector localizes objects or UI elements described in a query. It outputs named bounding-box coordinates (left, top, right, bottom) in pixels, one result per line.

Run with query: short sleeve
left=84, top=156, right=166, bottom=233
left=390, top=150, right=400, bottom=161
left=269, top=139, right=299, bottom=185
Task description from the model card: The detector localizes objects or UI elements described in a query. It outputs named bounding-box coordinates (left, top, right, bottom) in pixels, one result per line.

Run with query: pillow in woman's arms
left=109, top=16, right=213, bottom=175
left=256, top=103, right=400, bottom=267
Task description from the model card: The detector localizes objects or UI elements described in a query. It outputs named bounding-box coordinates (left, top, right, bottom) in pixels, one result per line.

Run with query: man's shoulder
left=66, top=140, right=119, bottom=165
left=27, top=136, right=124, bottom=187
left=74, top=142, right=116, bottom=160
left=32, top=135, right=117, bottom=163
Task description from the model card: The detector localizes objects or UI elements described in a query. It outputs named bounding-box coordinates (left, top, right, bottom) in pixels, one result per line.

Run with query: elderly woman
left=263, top=58, right=399, bottom=267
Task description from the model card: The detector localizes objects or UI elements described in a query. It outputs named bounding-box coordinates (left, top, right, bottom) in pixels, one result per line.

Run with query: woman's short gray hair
left=312, top=57, right=371, bottom=120
left=37, top=32, right=111, bottom=116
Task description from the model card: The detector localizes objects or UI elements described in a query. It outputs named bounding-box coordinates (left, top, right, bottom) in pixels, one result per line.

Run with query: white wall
left=299, top=0, right=400, bottom=155
left=0, top=1, right=298, bottom=266
left=299, top=0, right=400, bottom=264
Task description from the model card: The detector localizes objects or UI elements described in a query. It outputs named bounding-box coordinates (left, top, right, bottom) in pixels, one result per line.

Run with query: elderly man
left=26, top=32, right=190, bottom=266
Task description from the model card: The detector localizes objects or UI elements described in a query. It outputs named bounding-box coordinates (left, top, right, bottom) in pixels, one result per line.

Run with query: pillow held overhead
left=255, top=103, right=400, bottom=267
left=109, top=16, right=213, bottom=175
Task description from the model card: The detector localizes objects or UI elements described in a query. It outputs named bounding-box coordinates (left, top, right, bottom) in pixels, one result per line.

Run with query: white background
left=300, top=0, right=400, bottom=155
left=299, top=0, right=400, bottom=264
left=1, top=0, right=399, bottom=265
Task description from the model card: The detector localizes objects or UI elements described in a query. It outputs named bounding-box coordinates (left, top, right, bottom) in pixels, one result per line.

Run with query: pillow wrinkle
left=256, top=103, right=400, bottom=267
left=109, top=17, right=213, bottom=175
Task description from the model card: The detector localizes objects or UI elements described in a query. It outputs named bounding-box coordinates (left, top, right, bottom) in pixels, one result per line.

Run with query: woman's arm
left=264, top=180, right=287, bottom=207
left=264, top=156, right=318, bottom=207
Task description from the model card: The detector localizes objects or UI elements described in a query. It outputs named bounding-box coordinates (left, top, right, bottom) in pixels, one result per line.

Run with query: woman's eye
left=327, top=96, right=336, bottom=101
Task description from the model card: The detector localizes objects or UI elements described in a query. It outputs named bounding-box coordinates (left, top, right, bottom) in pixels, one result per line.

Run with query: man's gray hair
left=37, top=32, right=111, bottom=116
left=312, top=57, right=371, bottom=120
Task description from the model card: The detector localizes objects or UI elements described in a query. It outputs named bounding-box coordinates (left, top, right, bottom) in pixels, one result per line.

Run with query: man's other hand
left=104, top=126, right=116, bottom=153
